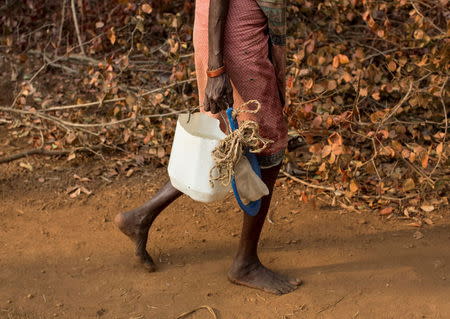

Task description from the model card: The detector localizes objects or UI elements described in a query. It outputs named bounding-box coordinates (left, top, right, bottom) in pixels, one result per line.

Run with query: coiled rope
left=209, top=100, right=273, bottom=187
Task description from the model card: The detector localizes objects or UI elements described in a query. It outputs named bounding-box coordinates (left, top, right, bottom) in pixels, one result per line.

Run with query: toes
left=289, top=278, right=303, bottom=286
left=142, top=260, right=157, bottom=272
left=113, top=212, right=123, bottom=227
left=263, top=286, right=283, bottom=295
left=136, top=252, right=156, bottom=272
left=228, top=263, right=301, bottom=295
left=276, top=280, right=298, bottom=295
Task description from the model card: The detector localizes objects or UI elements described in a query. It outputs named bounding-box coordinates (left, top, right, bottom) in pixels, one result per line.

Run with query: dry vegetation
left=0, top=0, right=449, bottom=219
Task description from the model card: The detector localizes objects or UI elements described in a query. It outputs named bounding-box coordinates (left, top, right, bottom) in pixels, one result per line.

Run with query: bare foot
left=228, top=259, right=302, bottom=295
left=114, top=209, right=156, bottom=272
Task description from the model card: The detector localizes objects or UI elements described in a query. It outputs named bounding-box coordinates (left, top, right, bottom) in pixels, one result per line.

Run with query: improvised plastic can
left=168, top=112, right=231, bottom=202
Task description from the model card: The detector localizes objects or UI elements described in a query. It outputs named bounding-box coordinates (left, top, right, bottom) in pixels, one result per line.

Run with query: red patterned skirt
left=193, top=0, right=288, bottom=164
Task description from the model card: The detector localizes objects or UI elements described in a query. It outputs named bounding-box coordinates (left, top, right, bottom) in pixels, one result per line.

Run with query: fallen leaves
left=19, top=162, right=33, bottom=171
left=67, top=185, right=92, bottom=198
left=420, top=204, right=435, bottom=213
left=141, top=3, right=153, bottom=14
left=413, top=230, right=424, bottom=240
left=1, top=0, right=448, bottom=218
left=379, top=207, right=394, bottom=215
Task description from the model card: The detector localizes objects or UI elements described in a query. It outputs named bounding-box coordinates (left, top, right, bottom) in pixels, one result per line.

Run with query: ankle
left=232, top=253, right=260, bottom=268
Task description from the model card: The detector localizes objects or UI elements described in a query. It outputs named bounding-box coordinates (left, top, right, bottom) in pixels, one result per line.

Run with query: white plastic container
left=168, top=112, right=231, bottom=202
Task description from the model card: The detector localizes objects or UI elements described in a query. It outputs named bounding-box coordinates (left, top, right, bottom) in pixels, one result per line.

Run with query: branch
left=377, top=81, right=413, bottom=128
left=70, top=0, right=85, bottom=55
left=41, top=78, right=196, bottom=111
left=0, top=145, right=104, bottom=164
left=0, top=105, right=198, bottom=129
left=281, top=170, right=336, bottom=191
left=42, top=53, right=77, bottom=74
left=56, top=0, right=67, bottom=50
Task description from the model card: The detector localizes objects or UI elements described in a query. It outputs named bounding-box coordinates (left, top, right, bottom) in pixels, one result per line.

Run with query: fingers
left=206, top=94, right=227, bottom=114
left=210, top=99, right=219, bottom=114
left=204, top=74, right=234, bottom=114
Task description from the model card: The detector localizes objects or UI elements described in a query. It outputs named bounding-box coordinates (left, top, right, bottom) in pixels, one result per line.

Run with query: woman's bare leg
left=114, top=182, right=182, bottom=271
left=228, top=164, right=302, bottom=295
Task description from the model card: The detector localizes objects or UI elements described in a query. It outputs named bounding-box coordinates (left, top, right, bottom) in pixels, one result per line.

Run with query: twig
left=22, top=24, right=55, bottom=38
left=48, top=109, right=188, bottom=128
left=70, top=0, right=85, bottom=55
left=56, top=0, right=67, bottom=51
left=0, top=106, right=196, bottom=129
left=281, top=170, right=336, bottom=192
left=176, top=306, right=217, bottom=319
left=360, top=194, right=417, bottom=202
left=292, top=91, right=339, bottom=107
left=42, top=53, right=77, bottom=74
left=317, top=295, right=346, bottom=314
left=66, top=54, right=101, bottom=65
left=378, top=81, right=413, bottom=128
left=0, top=106, right=98, bottom=138
left=41, top=78, right=196, bottom=111
left=361, top=46, right=421, bottom=62
left=401, top=157, right=435, bottom=187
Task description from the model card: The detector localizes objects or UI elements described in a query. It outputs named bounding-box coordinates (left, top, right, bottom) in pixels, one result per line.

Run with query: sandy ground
left=1, top=155, right=450, bottom=319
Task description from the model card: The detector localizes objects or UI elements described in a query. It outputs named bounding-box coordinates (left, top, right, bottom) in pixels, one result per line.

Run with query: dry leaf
left=66, top=132, right=77, bottom=144
left=349, top=179, right=359, bottom=193
left=157, top=147, right=165, bottom=158
left=332, top=55, right=340, bottom=68
left=312, top=83, right=325, bottom=94
left=107, top=27, right=116, bottom=45
left=414, top=29, right=424, bottom=40
left=321, top=145, right=332, bottom=158
left=420, top=204, right=435, bottom=212
left=338, top=54, right=350, bottom=64
left=309, top=143, right=322, bottom=154
left=403, top=178, right=415, bottom=192
left=387, top=61, right=397, bottom=72
left=79, top=187, right=92, bottom=195
left=125, top=94, right=137, bottom=106
left=421, top=153, right=429, bottom=169
left=141, top=3, right=153, bottom=13
left=19, top=162, right=33, bottom=171
left=407, top=221, right=422, bottom=227
left=69, top=187, right=81, bottom=198
left=311, top=115, right=323, bottom=128
left=126, top=168, right=134, bottom=177
left=436, top=142, right=443, bottom=155
left=327, top=79, right=337, bottom=90
left=413, top=230, right=424, bottom=239
left=379, top=207, right=394, bottom=215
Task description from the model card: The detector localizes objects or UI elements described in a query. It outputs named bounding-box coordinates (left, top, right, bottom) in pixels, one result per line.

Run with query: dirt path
left=1, top=159, right=449, bottom=319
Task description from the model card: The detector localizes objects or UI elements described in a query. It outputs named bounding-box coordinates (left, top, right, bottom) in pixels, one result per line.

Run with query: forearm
left=208, top=0, right=230, bottom=69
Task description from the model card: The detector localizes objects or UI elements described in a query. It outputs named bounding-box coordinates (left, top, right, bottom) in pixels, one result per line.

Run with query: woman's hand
left=204, top=73, right=234, bottom=114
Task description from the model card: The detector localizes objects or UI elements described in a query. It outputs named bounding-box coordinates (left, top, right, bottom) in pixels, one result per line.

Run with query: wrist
left=207, top=65, right=226, bottom=78
left=208, top=56, right=223, bottom=70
